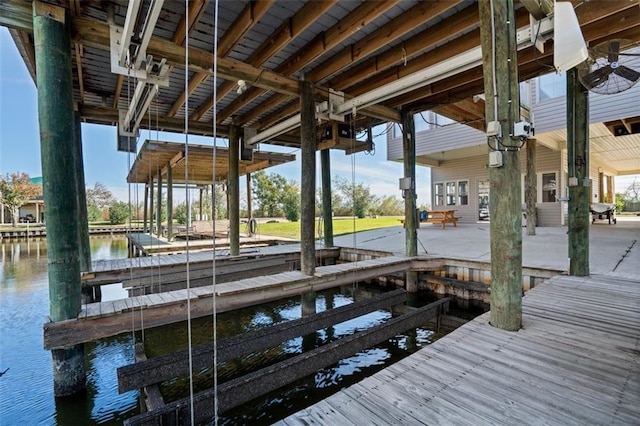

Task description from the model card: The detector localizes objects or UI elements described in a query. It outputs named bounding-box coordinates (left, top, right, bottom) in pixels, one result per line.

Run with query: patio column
left=402, top=110, right=418, bottom=293
left=149, top=176, right=154, bottom=236
left=143, top=182, right=149, bottom=232
left=156, top=168, right=162, bottom=236
left=166, top=164, right=173, bottom=241
left=525, top=139, right=537, bottom=235
left=320, top=148, right=334, bottom=248
left=479, top=0, right=523, bottom=331
left=33, top=0, right=85, bottom=396
left=229, top=123, right=240, bottom=255
left=567, top=67, right=590, bottom=276
left=246, top=173, right=253, bottom=219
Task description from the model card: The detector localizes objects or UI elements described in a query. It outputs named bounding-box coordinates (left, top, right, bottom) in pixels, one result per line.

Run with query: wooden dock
left=126, top=232, right=293, bottom=256
left=45, top=255, right=413, bottom=349
left=279, top=273, right=640, bottom=425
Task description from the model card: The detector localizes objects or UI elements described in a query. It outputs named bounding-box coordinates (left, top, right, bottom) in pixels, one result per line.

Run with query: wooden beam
left=329, top=3, right=479, bottom=91
left=78, top=104, right=226, bottom=136
left=218, top=1, right=274, bottom=57
left=74, top=43, right=84, bottom=104
left=171, top=0, right=208, bottom=46
left=167, top=0, right=269, bottom=119
left=124, top=298, right=449, bottom=425
left=215, top=0, right=400, bottom=125
left=117, top=289, right=407, bottom=393
left=209, top=0, right=337, bottom=123
left=307, top=0, right=464, bottom=84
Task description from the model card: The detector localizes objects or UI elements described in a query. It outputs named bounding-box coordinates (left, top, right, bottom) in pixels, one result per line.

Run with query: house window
left=392, top=123, right=402, bottom=138
left=458, top=181, right=469, bottom=205
left=446, top=182, right=456, bottom=206
left=414, top=112, right=430, bottom=132
left=541, top=172, right=557, bottom=202
left=538, top=72, right=566, bottom=102
left=434, top=183, right=444, bottom=206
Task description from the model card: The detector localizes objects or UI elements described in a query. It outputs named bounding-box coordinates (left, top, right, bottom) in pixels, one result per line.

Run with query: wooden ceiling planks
left=126, top=140, right=296, bottom=185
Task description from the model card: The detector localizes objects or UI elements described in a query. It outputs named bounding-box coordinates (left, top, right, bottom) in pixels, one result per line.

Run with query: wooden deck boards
left=44, top=255, right=412, bottom=349
left=279, top=274, right=640, bottom=425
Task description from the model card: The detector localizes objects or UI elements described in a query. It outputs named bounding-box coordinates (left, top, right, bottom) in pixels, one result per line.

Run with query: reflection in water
left=0, top=237, right=138, bottom=425
left=1, top=237, right=448, bottom=425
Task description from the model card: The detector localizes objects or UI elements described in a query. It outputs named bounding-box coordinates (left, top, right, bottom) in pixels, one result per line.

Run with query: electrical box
left=399, top=177, right=412, bottom=190
left=489, top=151, right=503, bottom=168
left=513, top=121, right=533, bottom=138
left=486, top=121, right=501, bottom=137
left=568, top=177, right=578, bottom=187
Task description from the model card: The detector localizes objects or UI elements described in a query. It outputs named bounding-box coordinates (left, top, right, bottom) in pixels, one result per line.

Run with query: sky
left=0, top=28, right=433, bottom=208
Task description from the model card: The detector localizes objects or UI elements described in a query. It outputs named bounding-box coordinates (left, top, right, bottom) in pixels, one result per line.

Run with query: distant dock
left=0, top=225, right=143, bottom=240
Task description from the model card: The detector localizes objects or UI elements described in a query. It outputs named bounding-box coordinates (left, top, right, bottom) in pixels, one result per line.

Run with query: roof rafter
left=193, top=0, right=337, bottom=122
left=167, top=0, right=274, bottom=118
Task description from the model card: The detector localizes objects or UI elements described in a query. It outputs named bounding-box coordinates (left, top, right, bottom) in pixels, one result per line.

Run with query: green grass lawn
left=255, top=216, right=403, bottom=240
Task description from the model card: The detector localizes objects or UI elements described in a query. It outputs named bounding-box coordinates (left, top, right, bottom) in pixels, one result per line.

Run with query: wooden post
left=199, top=187, right=204, bottom=220
left=598, top=172, right=604, bottom=203
left=156, top=169, right=162, bottom=236
left=479, top=0, right=522, bottom=331
left=246, top=173, right=252, bottom=219
left=567, top=67, right=590, bottom=276
left=320, top=148, right=334, bottom=248
left=525, top=138, right=537, bottom=235
left=607, top=176, right=614, bottom=203
left=300, top=79, right=316, bottom=276
left=149, top=176, right=154, bottom=236
left=33, top=0, right=85, bottom=396
left=143, top=183, right=149, bottom=233
left=402, top=110, right=418, bottom=293
left=229, top=124, right=240, bottom=256
left=166, top=164, right=173, bottom=241
left=74, top=112, right=94, bottom=303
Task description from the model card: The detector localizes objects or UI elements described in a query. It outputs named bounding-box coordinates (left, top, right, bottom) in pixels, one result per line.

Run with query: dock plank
left=278, top=273, right=640, bottom=425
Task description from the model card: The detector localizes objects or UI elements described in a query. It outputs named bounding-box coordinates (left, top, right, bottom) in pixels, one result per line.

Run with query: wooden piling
left=166, top=164, right=173, bottom=241
left=567, top=68, right=590, bottom=276
left=229, top=124, right=240, bottom=255
left=155, top=169, right=162, bottom=236
left=143, top=183, right=149, bottom=233
left=402, top=111, right=418, bottom=292
left=320, top=148, right=334, bottom=247
left=479, top=0, right=522, bottom=331
left=33, top=0, right=85, bottom=396
left=300, top=79, right=316, bottom=276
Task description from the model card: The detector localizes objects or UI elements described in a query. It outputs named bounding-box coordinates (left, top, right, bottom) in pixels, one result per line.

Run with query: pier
left=279, top=273, right=640, bottom=425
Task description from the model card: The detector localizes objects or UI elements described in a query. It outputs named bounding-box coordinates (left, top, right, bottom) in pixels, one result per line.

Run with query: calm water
left=0, top=236, right=452, bottom=425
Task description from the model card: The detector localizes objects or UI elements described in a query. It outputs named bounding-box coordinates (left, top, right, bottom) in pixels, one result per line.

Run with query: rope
left=183, top=1, right=195, bottom=423
left=211, top=0, right=220, bottom=422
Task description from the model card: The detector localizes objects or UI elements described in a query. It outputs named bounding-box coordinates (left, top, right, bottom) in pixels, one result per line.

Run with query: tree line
left=1, top=171, right=405, bottom=228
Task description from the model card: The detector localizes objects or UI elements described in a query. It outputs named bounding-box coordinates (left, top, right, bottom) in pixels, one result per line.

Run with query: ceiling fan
left=577, top=39, right=640, bottom=95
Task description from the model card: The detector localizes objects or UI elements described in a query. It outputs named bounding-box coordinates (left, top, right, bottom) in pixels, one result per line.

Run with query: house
left=387, top=73, right=640, bottom=226
left=0, top=176, right=45, bottom=224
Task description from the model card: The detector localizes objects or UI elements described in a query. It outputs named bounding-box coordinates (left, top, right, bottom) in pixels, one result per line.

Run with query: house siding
left=533, top=83, right=640, bottom=135
left=431, top=145, right=565, bottom=226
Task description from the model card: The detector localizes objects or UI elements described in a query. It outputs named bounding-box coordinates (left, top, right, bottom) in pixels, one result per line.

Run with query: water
left=0, top=237, right=137, bottom=425
left=0, top=236, right=452, bottom=425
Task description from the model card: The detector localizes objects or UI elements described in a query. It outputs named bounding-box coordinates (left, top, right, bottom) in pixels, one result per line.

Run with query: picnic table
left=424, top=210, right=459, bottom=229
left=400, top=210, right=459, bottom=229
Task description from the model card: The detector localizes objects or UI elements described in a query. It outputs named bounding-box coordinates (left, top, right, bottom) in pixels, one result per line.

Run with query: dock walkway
left=45, top=255, right=412, bottom=349
left=279, top=273, right=640, bottom=425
